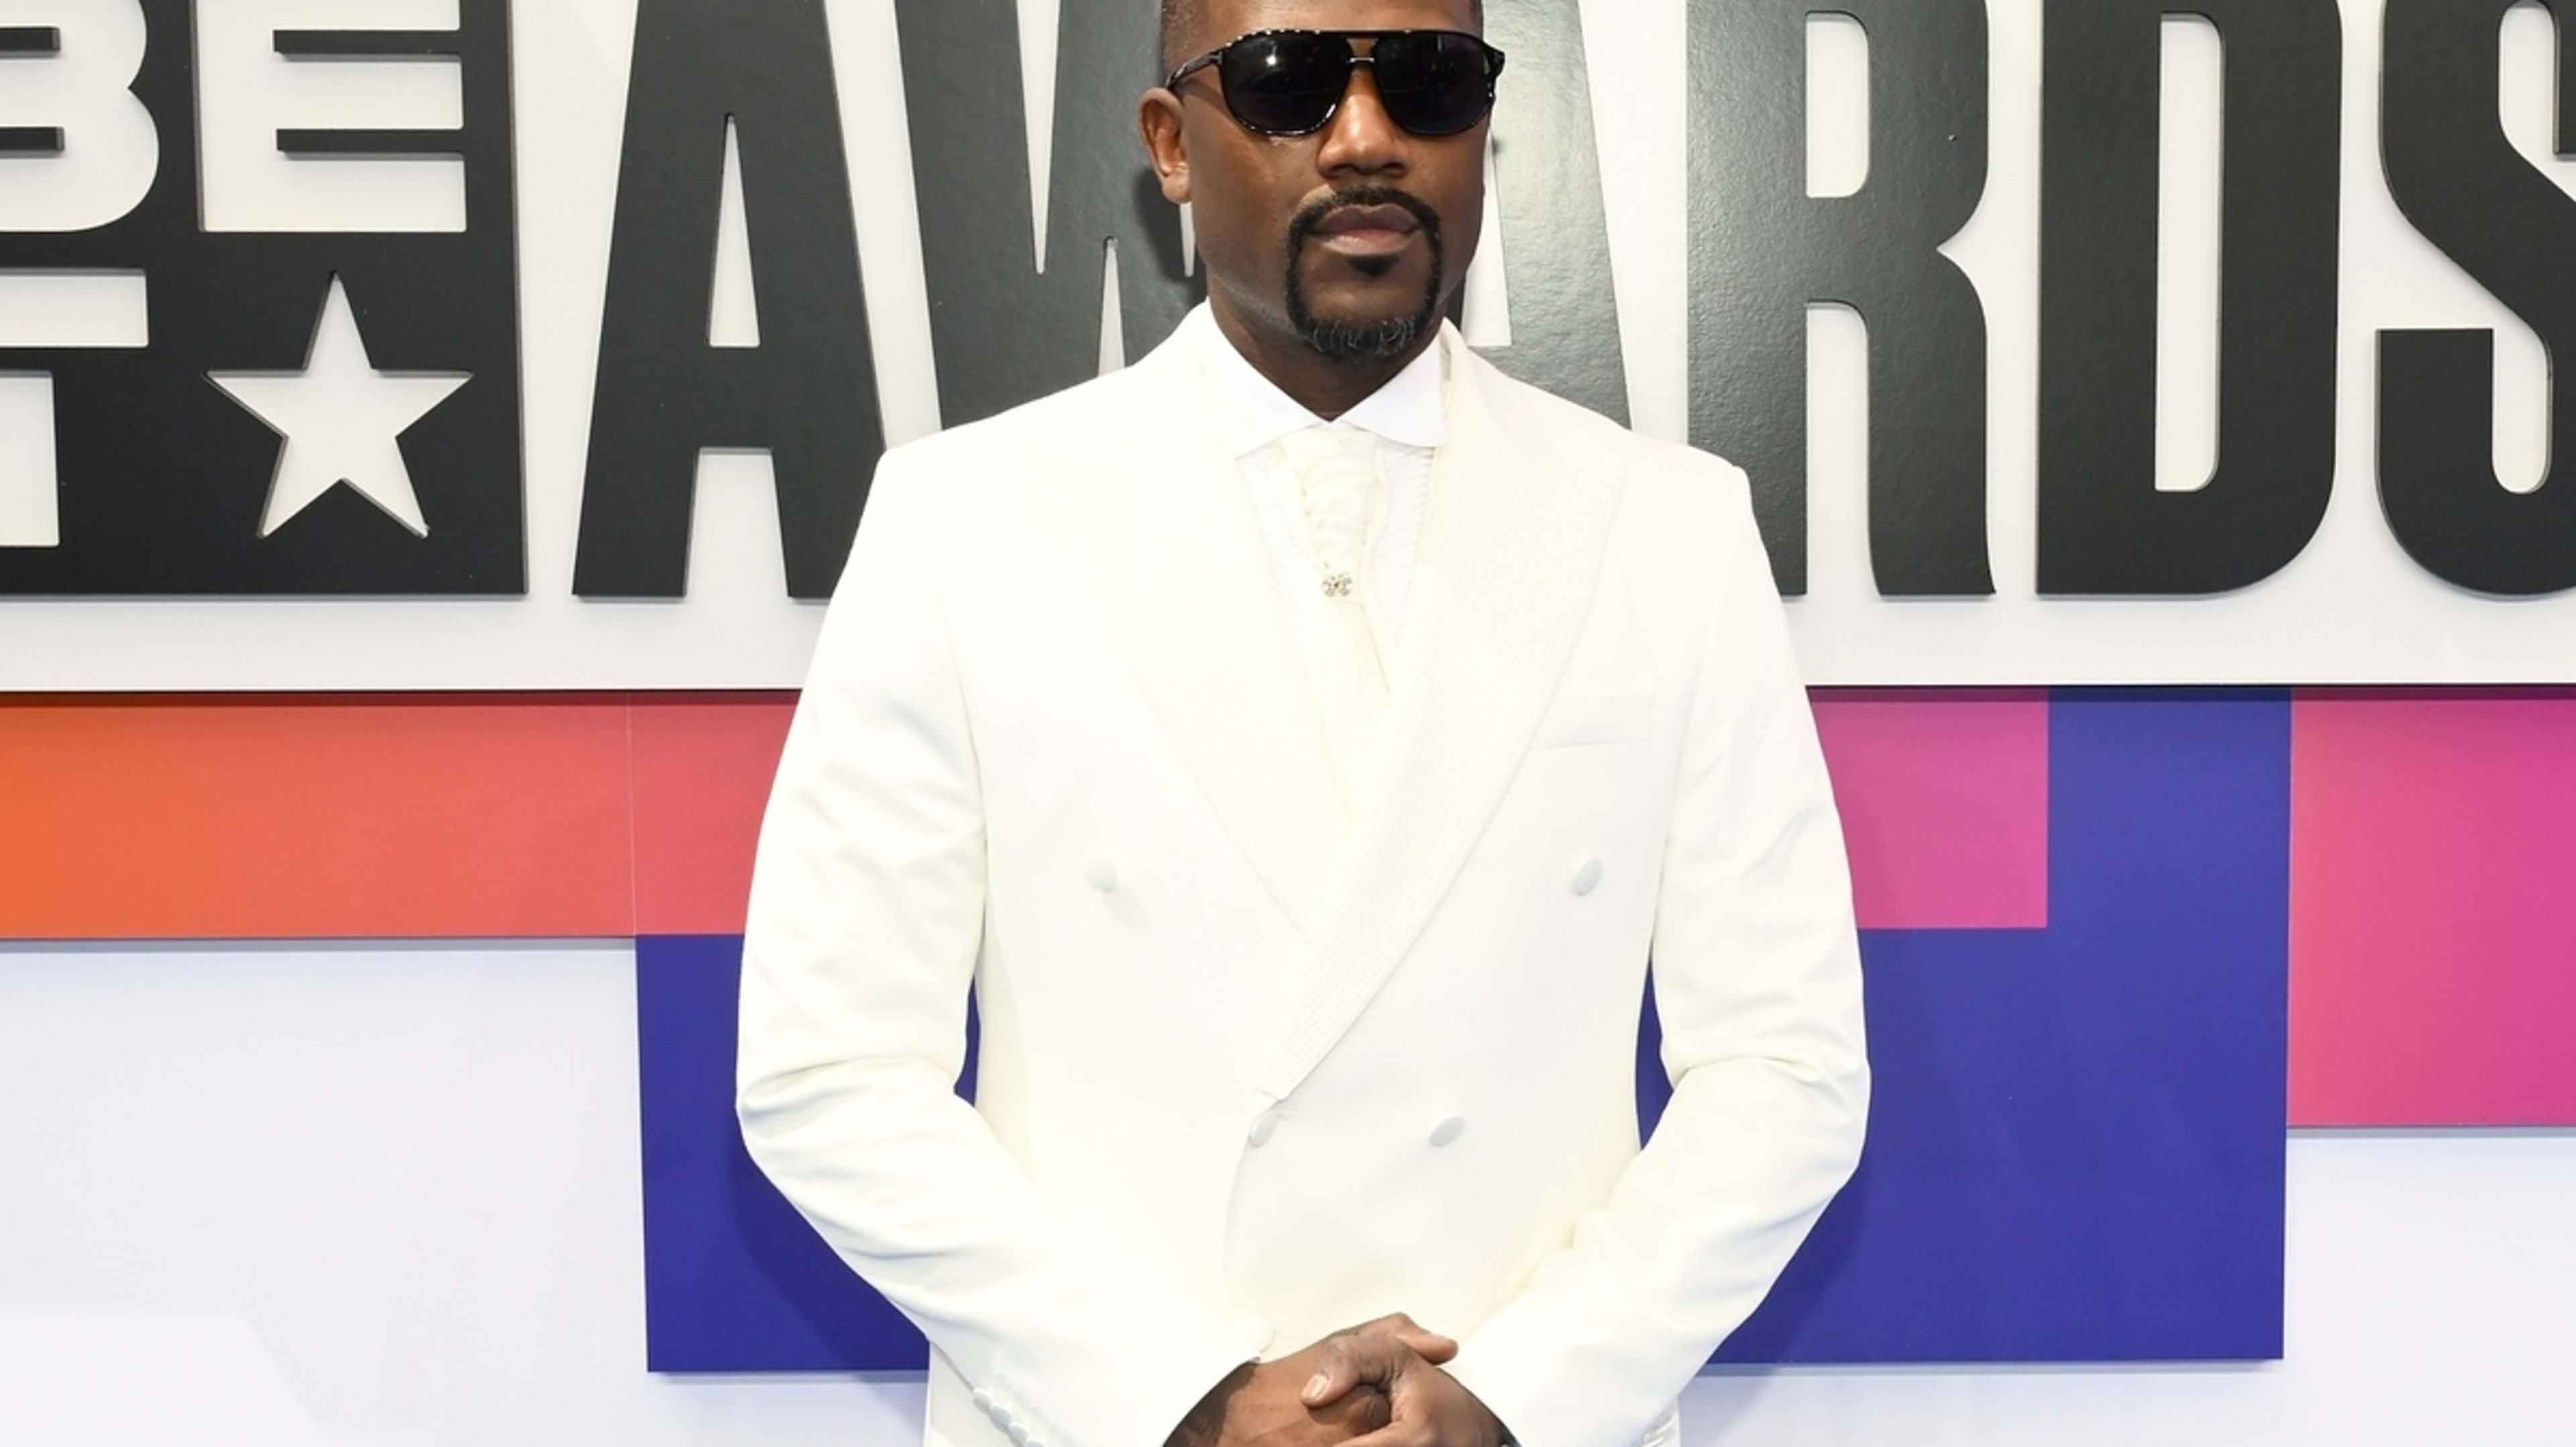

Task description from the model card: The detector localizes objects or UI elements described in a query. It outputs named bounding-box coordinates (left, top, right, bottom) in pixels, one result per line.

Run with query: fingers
left=1336, top=1415, right=1446, bottom=1447
left=1328, top=1356, right=1501, bottom=1447
left=1346, top=1312, right=1460, bottom=1364
left=1334, top=1383, right=1490, bottom=1447
left=1299, top=1332, right=1411, bottom=1409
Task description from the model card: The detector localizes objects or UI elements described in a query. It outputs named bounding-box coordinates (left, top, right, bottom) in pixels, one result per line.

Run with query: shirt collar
left=1191, top=303, right=1448, bottom=460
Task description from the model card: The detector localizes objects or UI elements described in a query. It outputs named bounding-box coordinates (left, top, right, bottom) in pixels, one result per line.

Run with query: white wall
left=1, top=943, right=2569, bottom=1446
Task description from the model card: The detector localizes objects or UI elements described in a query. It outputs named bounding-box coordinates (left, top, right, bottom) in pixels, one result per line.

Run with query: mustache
left=1285, top=185, right=1444, bottom=252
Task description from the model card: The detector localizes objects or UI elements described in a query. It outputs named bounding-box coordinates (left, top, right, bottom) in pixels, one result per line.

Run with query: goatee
left=1283, top=186, right=1446, bottom=364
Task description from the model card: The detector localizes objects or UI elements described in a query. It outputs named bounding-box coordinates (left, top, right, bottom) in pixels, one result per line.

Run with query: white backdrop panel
left=2, top=0, right=2574, bottom=685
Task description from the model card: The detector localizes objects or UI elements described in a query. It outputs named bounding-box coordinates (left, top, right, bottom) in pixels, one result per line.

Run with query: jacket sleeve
left=1442, top=459, right=1872, bottom=1447
left=735, top=454, right=1268, bottom=1447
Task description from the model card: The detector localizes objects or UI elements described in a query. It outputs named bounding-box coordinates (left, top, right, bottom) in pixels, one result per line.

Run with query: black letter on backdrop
left=1689, top=0, right=1992, bottom=597
left=896, top=0, right=1197, bottom=427
left=2379, top=0, right=2576, bottom=595
left=1474, top=0, right=1628, bottom=421
left=2037, top=0, right=2341, bottom=595
left=574, top=0, right=882, bottom=599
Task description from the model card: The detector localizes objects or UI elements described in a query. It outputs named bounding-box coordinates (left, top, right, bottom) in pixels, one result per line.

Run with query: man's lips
left=1309, top=204, right=1423, bottom=257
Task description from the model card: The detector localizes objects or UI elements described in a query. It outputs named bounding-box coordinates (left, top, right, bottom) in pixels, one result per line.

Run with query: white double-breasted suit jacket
left=737, top=320, right=1870, bottom=1447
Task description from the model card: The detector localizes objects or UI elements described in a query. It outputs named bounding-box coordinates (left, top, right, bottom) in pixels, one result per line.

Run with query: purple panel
left=635, top=934, right=929, bottom=1371
left=1678, top=691, right=2288, bottom=1360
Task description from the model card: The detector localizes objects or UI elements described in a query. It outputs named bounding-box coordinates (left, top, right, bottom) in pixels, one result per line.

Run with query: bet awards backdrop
left=4, top=0, right=2575, bottom=684
left=8, top=0, right=2574, bottom=1394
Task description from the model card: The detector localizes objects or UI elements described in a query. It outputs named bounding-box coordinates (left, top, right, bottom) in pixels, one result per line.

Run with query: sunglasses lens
left=1372, top=33, right=1497, bottom=136
left=1220, top=33, right=1355, bottom=134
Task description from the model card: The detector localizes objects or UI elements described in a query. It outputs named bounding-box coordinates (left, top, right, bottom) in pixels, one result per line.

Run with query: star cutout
left=210, top=276, right=470, bottom=539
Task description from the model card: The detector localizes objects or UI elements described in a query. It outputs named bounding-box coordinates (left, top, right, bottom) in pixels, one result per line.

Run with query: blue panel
left=1704, top=690, right=2290, bottom=1361
left=635, top=934, right=932, bottom=1371
left=641, top=690, right=2290, bottom=1369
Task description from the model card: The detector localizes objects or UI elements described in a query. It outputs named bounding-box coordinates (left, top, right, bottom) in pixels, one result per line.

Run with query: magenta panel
left=2291, top=692, right=2576, bottom=1126
left=1809, top=690, right=2050, bottom=931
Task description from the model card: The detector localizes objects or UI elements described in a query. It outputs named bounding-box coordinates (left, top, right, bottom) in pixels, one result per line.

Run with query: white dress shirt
left=1187, top=304, right=1446, bottom=663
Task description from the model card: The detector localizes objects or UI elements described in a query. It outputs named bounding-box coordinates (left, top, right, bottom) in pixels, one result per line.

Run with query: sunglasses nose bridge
left=1314, top=60, right=1409, bottom=168
left=1333, top=44, right=1381, bottom=113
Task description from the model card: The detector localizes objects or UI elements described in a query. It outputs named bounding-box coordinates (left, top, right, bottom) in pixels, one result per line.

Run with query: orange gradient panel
left=631, top=694, right=798, bottom=935
left=0, top=696, right=637, bottom=939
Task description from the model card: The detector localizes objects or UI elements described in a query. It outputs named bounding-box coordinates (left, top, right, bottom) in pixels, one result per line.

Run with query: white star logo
left=210, top=276, right=471, bottom=539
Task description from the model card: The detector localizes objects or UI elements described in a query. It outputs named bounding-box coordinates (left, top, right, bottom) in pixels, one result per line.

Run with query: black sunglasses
left=1165, top=29, right=1507, bottom=138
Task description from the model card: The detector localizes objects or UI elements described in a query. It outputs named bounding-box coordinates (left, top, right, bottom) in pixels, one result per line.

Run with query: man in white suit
left=736, top=1, right=1870, bottom=1445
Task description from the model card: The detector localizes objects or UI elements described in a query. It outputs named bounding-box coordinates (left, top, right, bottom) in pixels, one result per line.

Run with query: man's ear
left=1139, top=89, right=1193, bottom=204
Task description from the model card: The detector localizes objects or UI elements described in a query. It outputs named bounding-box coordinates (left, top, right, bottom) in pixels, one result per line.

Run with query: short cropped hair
left=1161, top=1, right=1487, bottom=72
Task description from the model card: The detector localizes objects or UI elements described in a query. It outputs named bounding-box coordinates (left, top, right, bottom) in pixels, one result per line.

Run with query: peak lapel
left=1034, top=336, right=1348, bottom=939
left=1254, top=333, right=1631, bottom=1102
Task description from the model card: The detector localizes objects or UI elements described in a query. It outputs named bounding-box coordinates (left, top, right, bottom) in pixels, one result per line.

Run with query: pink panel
left=1809, top=690, right=2050, bottom=930
left=2291, top=692, right=2576, bottom=1126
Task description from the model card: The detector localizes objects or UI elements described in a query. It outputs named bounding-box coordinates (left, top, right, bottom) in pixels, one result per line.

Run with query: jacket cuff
left=972, top=1310, right=1275, bottom=1447
left=1442, top=1281, right=1674, bottom=1447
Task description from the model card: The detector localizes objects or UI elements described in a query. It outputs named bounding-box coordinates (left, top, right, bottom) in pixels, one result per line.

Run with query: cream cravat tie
left=1275, top=425, right=1389, bottom=809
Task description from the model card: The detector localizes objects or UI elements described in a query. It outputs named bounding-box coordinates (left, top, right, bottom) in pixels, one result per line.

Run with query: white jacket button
left=1570, top=857, right=1603, bottom=896
left=1084, top=855, right=1119, bottom=892
left=971, top=1388, right=997, bottom=1415
left=1428, top=1114, right=1466, bottom=1146
left=1248, top=1110, right=1283, bottom=1146
left=1008, top=1425, right=1031, bottom=1446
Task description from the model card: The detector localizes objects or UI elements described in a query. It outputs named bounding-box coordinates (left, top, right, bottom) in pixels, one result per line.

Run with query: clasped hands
left=1174, top=1314, right=1507, bottom=1447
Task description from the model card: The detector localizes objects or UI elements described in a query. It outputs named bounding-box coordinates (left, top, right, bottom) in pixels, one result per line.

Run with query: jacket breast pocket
left=1530, top=692, right=1656, bottom=749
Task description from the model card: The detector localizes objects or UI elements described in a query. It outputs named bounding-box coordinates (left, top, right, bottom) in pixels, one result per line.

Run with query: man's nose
left=1316, top=67, right=1409, bottom=176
